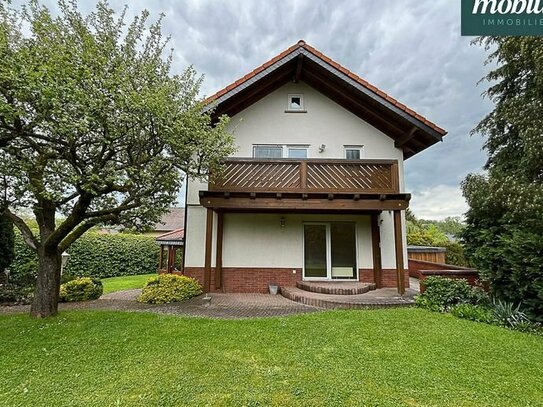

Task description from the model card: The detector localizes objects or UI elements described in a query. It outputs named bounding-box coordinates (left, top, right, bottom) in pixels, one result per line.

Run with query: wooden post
left=159, top=245, right=164, bottom=271
left=168, top=246, right=174, bottom=273
left=393, top=210, right=405, bottom=295
left=300, top=161, right=308, bottom=191
left=370, top=213, right=383, bottom=288
left=215, top=211, right=224, bottom=290
left=204, top=208, right=214, bottom=293
left=391, top=161, right=399, bottom=193
left=170, top=246, right=177, bottom=273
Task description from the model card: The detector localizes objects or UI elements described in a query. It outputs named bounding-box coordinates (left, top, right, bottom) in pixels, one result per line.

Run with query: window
left=287, top=147, right=308, bottom=158
left=287, top=94, right=304, bottom=111
left=345, top=146, right=364, bottom=159
left=253, top=145, right=283, bottom=158
left=253, top=144, right=309, bottom=158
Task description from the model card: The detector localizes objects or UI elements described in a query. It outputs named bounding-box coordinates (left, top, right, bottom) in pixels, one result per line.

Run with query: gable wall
left=187, top=81, right=405, bottom=205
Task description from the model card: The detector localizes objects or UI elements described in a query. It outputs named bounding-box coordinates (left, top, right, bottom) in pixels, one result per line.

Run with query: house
left=144, top=207, right=185, bottom=237
left=182, top=40, right=446, bottom=295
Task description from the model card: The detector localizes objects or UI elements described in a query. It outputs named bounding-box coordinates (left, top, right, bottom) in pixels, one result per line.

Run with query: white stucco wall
left=185, top=81, right=408, bottom=270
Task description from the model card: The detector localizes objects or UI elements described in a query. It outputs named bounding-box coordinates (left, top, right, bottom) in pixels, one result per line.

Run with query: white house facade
left=181, top=41, right=446, bottom=295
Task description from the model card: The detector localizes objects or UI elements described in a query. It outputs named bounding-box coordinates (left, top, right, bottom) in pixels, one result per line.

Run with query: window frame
left=286, top=94, right=305, bottom=112
left=302, top=221, right=358, bottom=281
left=252, top=144, right=284, bottom=159
left=344, top=145, right=364, bottom=159
left=252, top=144, right=309, bottom=158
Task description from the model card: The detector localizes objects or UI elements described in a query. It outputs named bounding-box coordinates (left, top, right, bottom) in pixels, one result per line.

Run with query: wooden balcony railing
left=209, top=158, right=400, bottom=194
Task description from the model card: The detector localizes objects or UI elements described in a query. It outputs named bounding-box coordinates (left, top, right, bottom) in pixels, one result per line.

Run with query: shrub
left=510, top=320, right=543, bottom=336
left=0, top=284, right=33, bottom=305
left=443, top=241, right=470, bottom=268
left=491, top=299, right=530, bottom=329
left=138, top=274, right=202, bottom=304
left=415, top=276, right=489, bottom=312
left=463, top=225, right=543, bottom=322
left=59, top=277, right=103, bottom=302
left=451, top=304, right=493, bottom=323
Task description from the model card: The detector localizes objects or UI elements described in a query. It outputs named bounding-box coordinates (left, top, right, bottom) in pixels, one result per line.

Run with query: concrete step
left=280, top=287, right=414, bottom=310
left=296, top=281, right=376, bottom=295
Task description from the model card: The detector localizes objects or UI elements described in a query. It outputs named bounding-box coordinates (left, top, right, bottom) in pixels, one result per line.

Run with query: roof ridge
left=204, top=40, right=446, bottom=136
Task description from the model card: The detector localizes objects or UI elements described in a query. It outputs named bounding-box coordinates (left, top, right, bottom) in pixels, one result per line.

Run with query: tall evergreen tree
left=462, top=37, right=543, bottom=320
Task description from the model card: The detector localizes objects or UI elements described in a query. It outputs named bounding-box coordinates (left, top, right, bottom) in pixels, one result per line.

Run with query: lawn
left=101, top=273, right=156, bottom=294
left=0, top=309, right=542, bottom=406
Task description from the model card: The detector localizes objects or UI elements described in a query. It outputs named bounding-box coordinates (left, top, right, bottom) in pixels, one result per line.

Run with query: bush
left=138, top=274, right=202, bottom=304
left=11, top=231, right=160, bottom=286
left=59, top=277, right=103, bottom=302
left=463, top=224, right=543, bottom=322
left=491, top=298, right=530, bottom=329
left=415, top=276, right=489, bottom=312
left=0, top=284, right=33, bottom=305
left=443, top=241, right=470, bottom=268
left=451, top=304, right=493, bottom=323
left=510, top=320, right=543, bottom=336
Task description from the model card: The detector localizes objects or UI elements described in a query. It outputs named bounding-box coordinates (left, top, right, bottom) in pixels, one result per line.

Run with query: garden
left=0, top=308, right=542, bottom=406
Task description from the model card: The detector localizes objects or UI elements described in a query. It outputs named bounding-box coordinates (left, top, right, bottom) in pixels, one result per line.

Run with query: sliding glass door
left=303, top=224, right=328, bottom=278
left=303, top=223, right=357, bottom=280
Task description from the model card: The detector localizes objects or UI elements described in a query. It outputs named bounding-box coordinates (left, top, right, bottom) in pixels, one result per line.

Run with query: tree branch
left=59, top=214, right=117, bottom=252
left=4, top=208, right=39, bottom=251
left=84, top=201, right=139, bottom=219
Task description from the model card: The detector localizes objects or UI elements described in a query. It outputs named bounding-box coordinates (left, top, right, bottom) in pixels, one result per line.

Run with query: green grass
left=0, top=309, right=542, bottom=406
left=101, top=273, right=156, bottom=294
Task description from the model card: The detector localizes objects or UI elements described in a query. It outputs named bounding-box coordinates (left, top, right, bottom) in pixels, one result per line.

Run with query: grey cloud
left=12, top=0, right=493, bottom=218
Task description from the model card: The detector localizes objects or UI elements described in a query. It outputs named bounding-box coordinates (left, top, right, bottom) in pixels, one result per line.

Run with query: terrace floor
left=1, top=278, right=422, bottom=318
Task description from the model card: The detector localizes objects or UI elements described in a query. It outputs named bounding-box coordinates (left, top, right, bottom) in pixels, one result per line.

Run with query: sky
left=13, top=0, right=494, bottom=220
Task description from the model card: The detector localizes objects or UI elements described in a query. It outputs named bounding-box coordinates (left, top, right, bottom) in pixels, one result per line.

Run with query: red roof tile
left=156, top=228, right=184, bottom=242
left=205, top=40, right=446, bottom=136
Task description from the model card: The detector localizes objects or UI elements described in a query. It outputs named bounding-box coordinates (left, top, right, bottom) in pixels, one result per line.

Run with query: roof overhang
left=204, top=41, right=447, bottom=159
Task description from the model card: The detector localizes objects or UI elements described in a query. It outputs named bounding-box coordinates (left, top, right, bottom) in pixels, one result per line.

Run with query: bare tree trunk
left=30, top=248, right=61, bottom=318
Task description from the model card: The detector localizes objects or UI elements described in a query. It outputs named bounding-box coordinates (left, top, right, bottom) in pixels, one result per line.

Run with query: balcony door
left=303, top=223, right=357, bottom=280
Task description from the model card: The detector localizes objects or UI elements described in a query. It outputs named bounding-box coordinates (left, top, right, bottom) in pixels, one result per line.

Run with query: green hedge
left=65, top=233, right=160, bottom=279
left=11, top=231, right=38, bottom=287
left=11, top=231, right=160, bottom=285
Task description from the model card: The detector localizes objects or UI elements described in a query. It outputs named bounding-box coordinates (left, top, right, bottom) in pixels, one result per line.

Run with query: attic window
left=286, top=94, right=305, bottom=112
left=345, top=146, right=364, bottom=159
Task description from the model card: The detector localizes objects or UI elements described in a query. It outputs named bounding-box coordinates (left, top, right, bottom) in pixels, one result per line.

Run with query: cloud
left=11, top=0, right=494, bottom=218
left=410, top=184, right=469, bottom=220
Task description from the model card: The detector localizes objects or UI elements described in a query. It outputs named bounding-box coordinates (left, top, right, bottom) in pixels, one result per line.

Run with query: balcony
left=209, top=158, right=400, bottom=194
left=200, top=158, right=409, bottom=212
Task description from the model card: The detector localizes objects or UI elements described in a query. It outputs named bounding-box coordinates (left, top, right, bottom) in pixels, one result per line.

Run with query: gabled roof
left=205, top=40, right=446, bottom=159
left=151, top=207, right=185, bottom=232
left=155, top=228, right=184, bottom=245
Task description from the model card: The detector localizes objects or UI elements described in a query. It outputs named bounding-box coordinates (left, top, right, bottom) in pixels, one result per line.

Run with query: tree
left=0, top=210, right=15, bottom=275
left=420, top=216, right=465, bottom=240
left=462, top=37, right=543, bottom=321
left=0, top=1, right=235, bottom=317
